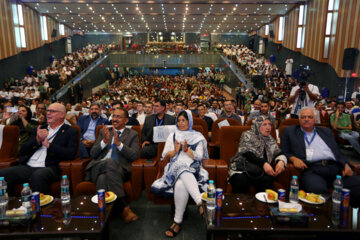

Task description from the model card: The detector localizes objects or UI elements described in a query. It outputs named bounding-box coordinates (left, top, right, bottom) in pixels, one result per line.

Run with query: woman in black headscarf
left=9, top=105, right=37, bottom=154
left=228, top=116, right=287, bottom=193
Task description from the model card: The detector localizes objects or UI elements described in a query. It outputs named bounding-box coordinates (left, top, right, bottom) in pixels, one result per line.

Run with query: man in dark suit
left=0, top=103, right=78, bottom=194
left=198, top=104, right=213, bottom=132
left=141, top=99, right=176, bottom=159
left=280, top=107, right=360, bottom=207
left=67, top=83, right=76, bottom=105
left=86, top=108, right=139, bottom=223
left=77, top=102, right=109, bottom=158
left=75, top=80, right=84, bottom=103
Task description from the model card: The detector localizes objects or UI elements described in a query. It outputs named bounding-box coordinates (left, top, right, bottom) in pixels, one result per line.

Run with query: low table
left=0, top=195, right=115, bottom=240
left=205, top=194, right=360, bottom=240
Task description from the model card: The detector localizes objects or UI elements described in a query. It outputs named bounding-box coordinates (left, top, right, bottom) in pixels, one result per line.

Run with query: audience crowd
left=0, top=41, right=360, bottom=231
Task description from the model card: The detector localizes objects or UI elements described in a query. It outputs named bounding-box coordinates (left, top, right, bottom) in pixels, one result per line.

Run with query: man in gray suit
left=86, top=108, right=139, bottom=223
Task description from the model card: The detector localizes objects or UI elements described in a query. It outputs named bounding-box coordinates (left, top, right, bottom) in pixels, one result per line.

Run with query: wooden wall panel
left=23, top=4, right=42, bottom=51
left=0, top=0, right=19, bottom=60
left=0, top=1, right=72, bottom=60
left=331, top=0, right=360, bottom=77
left=261, top=0, right=360, bottom=78
left=283, top=6, right=299, bottom=50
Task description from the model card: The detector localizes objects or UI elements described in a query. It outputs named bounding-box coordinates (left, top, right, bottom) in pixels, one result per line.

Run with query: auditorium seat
left=0, top=126, right=20, bottom=169
left=193, top=118, right=209, bottom=142
left=209, top=118, right=241, bottom=158
left=215, top=126, right=298, bottom=194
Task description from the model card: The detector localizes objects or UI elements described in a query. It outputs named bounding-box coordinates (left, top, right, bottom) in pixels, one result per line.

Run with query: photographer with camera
left=288, top=66, right=319, bottom=118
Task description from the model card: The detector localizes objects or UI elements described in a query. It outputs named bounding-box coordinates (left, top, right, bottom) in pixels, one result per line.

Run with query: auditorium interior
left=0, top=0, right=360, bottom=239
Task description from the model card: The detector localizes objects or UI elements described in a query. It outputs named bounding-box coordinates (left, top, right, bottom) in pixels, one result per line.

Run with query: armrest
left=348, top=161, right=360, bottom=175
left=214, top=159, right=228, bottom=191
left=143, top=158, right=160, bottom=201
left=70, top=158, right=92, bottom=191
left=0, top=158, right=19, bottom=170
left=131, top=158, right=145, bottom=201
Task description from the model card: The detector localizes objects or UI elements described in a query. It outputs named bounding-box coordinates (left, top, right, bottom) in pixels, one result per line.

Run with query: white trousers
left=173, top=171, right=202, bottom=223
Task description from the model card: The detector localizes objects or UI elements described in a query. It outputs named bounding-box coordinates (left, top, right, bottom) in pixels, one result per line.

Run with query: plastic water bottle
left=332, top=175, right=343, bottom=225
left=0, top=177, right=7, bottom=218
left=0, top=177, right=8, bottom=203
left=289, top=176, right=299, bottom=203
left=60, top=175, right=70, bottom=204
left=21, top=183, right=32, bottom=216
left=62, top=201, right=71, bottom=225
left=207, top=180, right=216, bottom=224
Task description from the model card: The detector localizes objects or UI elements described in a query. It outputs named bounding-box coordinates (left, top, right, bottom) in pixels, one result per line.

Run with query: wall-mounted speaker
left=51, top=29, right=57, bottom=38
left=269, top=30, right=275, bottom=38
left=342, top=48, right=359, bottom=70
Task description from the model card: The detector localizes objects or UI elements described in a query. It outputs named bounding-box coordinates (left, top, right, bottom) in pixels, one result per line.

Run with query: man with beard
left=141, top=99, right=176, bottom=159
left=77, top=102, right=109, bottom=158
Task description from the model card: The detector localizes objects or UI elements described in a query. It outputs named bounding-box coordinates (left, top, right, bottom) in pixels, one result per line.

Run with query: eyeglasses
left=46, top=109, right=62, bottom=114
left=112, top=115, right=126, bottom=119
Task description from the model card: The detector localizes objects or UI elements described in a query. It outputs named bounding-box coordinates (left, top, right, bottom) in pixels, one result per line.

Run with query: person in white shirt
left=289, top=80, right=319, bottom=118
left=0, top=103, right=78, bottom=194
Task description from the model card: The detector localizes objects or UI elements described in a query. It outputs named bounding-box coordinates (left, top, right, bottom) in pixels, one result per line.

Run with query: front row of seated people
left=1, top=103, right=360, bottom=233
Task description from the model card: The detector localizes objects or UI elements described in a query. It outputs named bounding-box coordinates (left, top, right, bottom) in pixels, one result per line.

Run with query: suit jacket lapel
left=295, top=126, right=306, bottom=158
left=51, top=124, right=67, bottom=144
left=83, top=116, right=91, bottom=133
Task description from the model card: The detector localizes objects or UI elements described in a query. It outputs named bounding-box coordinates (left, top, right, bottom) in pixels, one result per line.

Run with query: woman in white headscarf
left=150, top=110, right=208, bottom=238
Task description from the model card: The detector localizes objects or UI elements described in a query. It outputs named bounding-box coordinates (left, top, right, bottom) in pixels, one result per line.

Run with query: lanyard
left=48, top=128, right=60, bottom=142
left=304, top=131, right=316, bottom=146
left=156, top=117, right=164, bottom=126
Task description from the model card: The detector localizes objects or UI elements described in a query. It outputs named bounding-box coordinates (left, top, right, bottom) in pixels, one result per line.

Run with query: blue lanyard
left=47, top=128, right=61, bottom=141
left=156, top=117, right=164, bottom=126
left=304, top=131, right=316, bottom=146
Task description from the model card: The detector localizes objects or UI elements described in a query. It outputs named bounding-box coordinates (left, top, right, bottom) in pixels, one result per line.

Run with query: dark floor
left=109, top=193, right=206, bottom=240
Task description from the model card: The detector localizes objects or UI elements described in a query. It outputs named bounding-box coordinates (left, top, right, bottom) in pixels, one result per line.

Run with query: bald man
left=0, top=103, right=79, bottom=194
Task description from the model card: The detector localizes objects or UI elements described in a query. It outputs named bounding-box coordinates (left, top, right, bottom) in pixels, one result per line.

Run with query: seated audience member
left=141, top=99, right=176, bottom=159
left=344, top=100, right=354, bottom=114
left=7, top=106, right=38, bottom=154
left=132, top=102, right=146, bottom=125
left=174, top=103, right=184, bottom=117
left=330, top=102, right=360, bottom=155
left=197, top=104, right=213, bottom=132
left=0, top=103, right=78, bottom=194
left=203, top=103, right=218, bottom=122
left=86, top=108, right=139, bottom=223
left=247, top=101, right=276, bottom=125
left=228, top=116, right=286, bottom=193
left=280, top=107, right=360, bottom=207
left=144, top=102, right=154, bottom=116
left=150, top=110, right=208, bottom=237
left=34, top=103, right=47, bottom=125
left=208, top=100, right=221, bottom=115
left=220, top=100, right=242, bottom=124
left=77, top=102, right=109, bottom=158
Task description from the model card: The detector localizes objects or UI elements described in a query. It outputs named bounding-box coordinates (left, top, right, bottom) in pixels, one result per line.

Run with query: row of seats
left=1, top=118, right=359, bottom=205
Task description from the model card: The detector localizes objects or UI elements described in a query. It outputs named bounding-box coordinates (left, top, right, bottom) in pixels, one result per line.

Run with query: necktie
left=111, top=131, right=121, bottom=164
